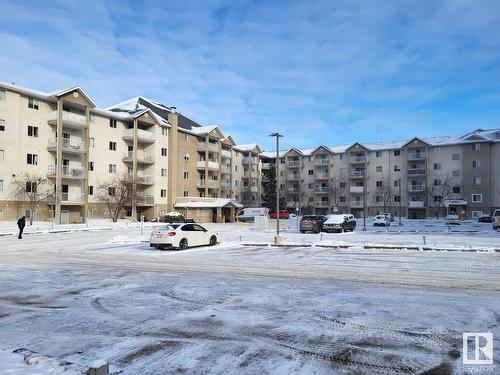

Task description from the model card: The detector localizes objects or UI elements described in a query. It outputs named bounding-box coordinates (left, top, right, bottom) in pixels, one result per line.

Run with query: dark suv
left=299, top=215, right=328, bottom=233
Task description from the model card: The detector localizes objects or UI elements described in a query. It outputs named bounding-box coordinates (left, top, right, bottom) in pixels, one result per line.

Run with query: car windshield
left=301, top=216, right=315, bottom=221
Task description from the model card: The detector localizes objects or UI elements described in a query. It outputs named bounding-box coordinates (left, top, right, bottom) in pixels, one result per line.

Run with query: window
left=27, top=125, right=38, bottom=137
left=109, top=141, right=117, bottom=151
left=0, top=89, right=5, bottom=100
left=473, top=176, right=481, bottom=185
left=0, top=149, right=4, bottom=161
left=161, top=148, right=168, bottom=156
left=394, top=195, right=400, bottom=203
left=471, top=211, right=483, bottom=218
left=235, top=165, right=239, bottom=172
left=89, top=161, right=94, bottom=171
left=434, top=179, right=441, bottom=186
left=27, top=153, right=38, bottom=165
left=433, top=146, right=441, bottom=154
left=184, top=153, right=189, bottom=160
left=88, top=209, right=94, bottom=218
left=183, top=171, right=189, bottom=179
left=308, top=183, right=314, bottom=189
left=109, top=164, right=116, bottom=173
left=472, top=143, right=480, bottom=151
left=433, top=163, right=441, bottom=170
left=160, top=189, right=167, bottom=197
left=452, top=170, right=460, bottom=177
left=376, top=151, right=382, bottom=157
left=108, top=187, right=116, bottom=196
left=393, top=150, right=400, bottom=156
left=472, top=160, right=481, bottom=168
left=161, top=127, right=167, bottom=136
left=339, top=182, right=346, bottom=189
left=308, top=170, right=313, bottom=175
left=0, top=179, right=3, bottom=192
left=453, top=187, right=461, bottom=194
left=376, top=166, right=382, bottom=172
left=26, top=181, right=37, bottom=193
left=434, top=195, right=442, bottom=202
left=394, top=180, right=400, bottom=187
left=376, top=180, right=382, bottom=187
left=376, top=195, right=383, bottom=203
left=28, top=97, right=39, bottom=110
left=452, top=153, right=460, bottom=160
left=235, top=180, right=239, bottom=186
left=472, top=193, right=482, bottom=203
left=0, top=119, right=4, bottom=131
left=183, top=191, right=189, bottom=197
left=109, top=119, right=117, bottom=128
left=184, top=133, right=190, bottom=142
left=393, top=165, right=400, bottom=172
left=88, top=186, right=94, bottom=195
left=89, top=138, right=95, bottom=148
left=339, top=196, right=346, bottom=203
left=161, top=168, right=167, bottom=177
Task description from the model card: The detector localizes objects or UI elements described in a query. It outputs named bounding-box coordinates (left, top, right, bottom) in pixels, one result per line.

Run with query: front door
left=60, top=210, right=70, bottom=224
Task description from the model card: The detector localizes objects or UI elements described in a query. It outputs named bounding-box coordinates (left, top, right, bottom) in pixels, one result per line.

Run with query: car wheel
left=300, top=230, right=306, bottom=234
left=178, top=238, right=188, bottom=250
left=209, top=235, right=217, bottom=246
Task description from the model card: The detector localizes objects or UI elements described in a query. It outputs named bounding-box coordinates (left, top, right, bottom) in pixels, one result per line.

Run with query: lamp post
left=269, top=132, right=283, bottom=245
left=362, top=166, right=367, bottom=231
left=398, top=178, right=402, bottom=226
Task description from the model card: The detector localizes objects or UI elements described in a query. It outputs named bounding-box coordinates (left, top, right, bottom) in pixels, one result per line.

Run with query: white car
left=373, top=215, right=390, bottom=227
left=149, top=223, right=217, bottom=250
left=445, top=214, right=461, bottom=225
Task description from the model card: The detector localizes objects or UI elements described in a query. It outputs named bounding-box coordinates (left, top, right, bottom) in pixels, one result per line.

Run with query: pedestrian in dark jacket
left=17, top=216, right=26, bottom=239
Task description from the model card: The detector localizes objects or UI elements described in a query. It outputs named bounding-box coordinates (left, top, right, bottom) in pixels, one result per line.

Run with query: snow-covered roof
left=105, top=97, right=171, bottom=127
left=233, top=144, right=262, bottom=153
left=174, top=199, right=243, bottom=209
left=189, top=125, right=220, bottom=135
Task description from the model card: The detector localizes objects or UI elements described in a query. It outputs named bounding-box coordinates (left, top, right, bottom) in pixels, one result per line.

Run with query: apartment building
left=261, top=129, right=500, bottom=219
left=0, top=82, right=261, bottom=223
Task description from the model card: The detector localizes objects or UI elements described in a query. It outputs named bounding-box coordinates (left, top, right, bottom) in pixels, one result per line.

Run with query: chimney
left=171, top=106, right=176, bottom=113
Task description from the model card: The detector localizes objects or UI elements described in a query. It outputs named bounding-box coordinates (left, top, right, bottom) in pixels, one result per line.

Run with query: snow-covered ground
left=0, top=219, right=499, bottom=374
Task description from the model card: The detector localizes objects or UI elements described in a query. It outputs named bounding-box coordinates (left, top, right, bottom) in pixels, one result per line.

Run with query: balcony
left=261, top=162, right=271, bottom=170
left=197, top=180, right=218, bottom=189
left=250, top=186, right=258, bottom=193
left=315, top=172, right=329, bottom=180
left=350, top=171, right=365, bottom=179
left=61, top=193, right=86, bottom=205
left=315, top=158, right=329, bottom=166
left=314, top=187, right=329, bottom=193
left=407, top=152, right=425, bottom=161
left=287, top=187, right=300, bottom=194
left=350, top=186, right=364, bottom=194
left=199, top=142, right=219, bottom=153
left=409, top=200, right=425, bottom=208
left=349, top=155, right=365, bottom=164
left=48, top=110, right=87, bottom=129
left=350, top=200, right=364, bottom=208
left=123, top=152, right=155, bottom=164
left=287, top=160, right=300, bottom=168
left=407, top=168, right=426, bottom=176
left=48, top=165, right=85, bottom=180
left=221, top=166, right=231, bottom=175
left=221, top=149, right=232, bottom=158
left=136, top=195, right=154, bottom=206
left=315, top=201, right=329, bottom=208
left=287, top=174, right=300, bottom=181
left=136, top=175, right=154, bottom=185
left=47, top=138, right=87, bottom=154
left=408, top=184, right=425, bottom=193
left=221, top=182, right=231, bottom=190
left=122, top=129, right=155, bottom=143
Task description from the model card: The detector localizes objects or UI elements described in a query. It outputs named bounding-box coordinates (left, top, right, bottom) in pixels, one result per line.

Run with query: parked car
left=270, top=211, right=290, bottom=219
left=373, top=215, right=390, bottom=227
left=478, top=214, right=493, bottom=223
left=299, top=215, right=328, bottom=233
left=445, top=214, right=461, bottom=225
left=237, top=207, right=269, bottom=222
left=150, top=223, right=217, bottom=250
left=493, top=209, right=500, bottom=230
left=383, top=213, right=394, bottom=222
left=323, top=214, right=356, bottom=233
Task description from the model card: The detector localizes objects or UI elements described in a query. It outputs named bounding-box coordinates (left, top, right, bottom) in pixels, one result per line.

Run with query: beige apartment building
left=261, top=129, right=500, bottom=219
left=0, top=82, right=261, bottom=224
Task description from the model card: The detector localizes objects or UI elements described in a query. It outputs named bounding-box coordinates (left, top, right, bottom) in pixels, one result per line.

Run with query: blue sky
left=1, top=0, right=500, bottom=150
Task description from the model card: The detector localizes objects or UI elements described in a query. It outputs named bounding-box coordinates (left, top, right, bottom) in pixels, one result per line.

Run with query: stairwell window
left=393, top=150, right=400, bottom=156
left=27, top=125, right=38, bottom=137
left=473, top=177, right=481, bottom=185
left=161, top=148, right=168, bottom=156
left=160, top=189, right=166, bottom=198
left=453, top=187, right=460, bottom=194
left=27, top=153, right=38, bottom=165
left=452, top=153, right=460, bottom=160
left=109, top=119, right=117, bottom=128
left=0, top=119, right=5, bottom=132
left=28, top=97, right=39, bottom=110
left=393, top=165, right=400, bottom=172
left=109, top=164, right=116, bottom=173
left=89, top=161, right=94, bottom=171
left=162, top=127, right=167, bottom=136
left=0, top=179, right=3, bottom=192
left=109, top=141, right=117, bottom=151
left=376, top=151, right=382, bottom=157
left=376, top=166, right=382, bottom=172
left=472, top=143, right=480, bottom=151
left=88, top=186, right=94, bottom=195
left=472, top=193, right=482, bottom=203
left=452, top=170, right=460, bottom=177
left=161, top=168, right=167, bottom=177
left=472, top=160, right=481, bottom=168
left=433, top=163, right=441, bottom=170
left=183, top=172, right=189, bottom=179
left=0, top=89, right=5, bottom=101
left=183, top=191, right=189, bottom=197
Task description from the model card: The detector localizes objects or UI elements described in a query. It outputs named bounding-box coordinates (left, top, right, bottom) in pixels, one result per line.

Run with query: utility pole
left=362, top=165, right=367, bottom=231
left=269, top=132, right=283, bottom=245
left=398, top=178, right=402, bottom=226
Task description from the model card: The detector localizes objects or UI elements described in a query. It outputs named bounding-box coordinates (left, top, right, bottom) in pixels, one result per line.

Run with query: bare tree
left=96, top=175, right=143, bottom=222
left=427, top=176, right=456, bottom=218
left=329, top=177, right=347, bottom=210
left=374, top=176, right=394, bottom=214
left=11, top=173, right=53, bottom=225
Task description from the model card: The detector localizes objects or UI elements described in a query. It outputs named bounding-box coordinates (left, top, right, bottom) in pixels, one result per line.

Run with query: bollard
left=422, top=236, right=426, bottom=245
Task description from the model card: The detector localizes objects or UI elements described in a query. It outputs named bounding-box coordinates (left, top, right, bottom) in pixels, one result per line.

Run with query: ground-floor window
left=471, top=210, right=483, bottom=218
left=88, top=209, right=93, bottom=218
left=0, top=209, right=3, bottom=219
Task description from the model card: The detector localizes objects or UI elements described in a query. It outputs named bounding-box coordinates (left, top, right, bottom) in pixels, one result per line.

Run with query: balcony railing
left=47, top=138, right=87, bottom=153
left=136, top=195, right=155, bottom=205
left=122, top=152, right=154, bottom=164
left=221, top=182, right=231, bottom=190
left=315, top=201, right=329, bottom=207
left=221, top=149, right=232, bottom=158
left=349, top=155, right=365, bottom=164
left=199, top=142, right=219, bottom=153
left=314, top=187, right=329, bottom=193
left=349, top=186, right=364, bottom=194
left=407, top=168, right=426, bottom=176
left=409, top=200, right=425, bottom=208
left=350, top=200, right=364, bottom=208
left=315, top=173, right=329, bottom=180
left=287, top=187, right=300, bottom=193
left=221, top=166, right=231, bottom=174
left=136, top=175, right=154, bottom=185
left=287, top=160, right=300, bottom=167
left=407, top=152, right=425, bottom=161
left=48, top=165, right=85, bottom=179
left=122, top=129, right=155, bottom=143
left=315, top=158, right=329, bottom=166
left=197, top=180, right=218, bottom=189
left=350, top=171, right=364, bottom=179
left=287, top=174, right=300, bottom=181
left=61, top=193, right=86, bottom=203
left=408, top=184, right=425, bottom=193
left=48, top=110, right=87, bottom=128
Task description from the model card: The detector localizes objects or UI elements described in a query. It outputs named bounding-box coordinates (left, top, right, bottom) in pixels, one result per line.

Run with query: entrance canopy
left=174, top=199, right=243, bottom=209
left=443, top=199, right=467, bottom=208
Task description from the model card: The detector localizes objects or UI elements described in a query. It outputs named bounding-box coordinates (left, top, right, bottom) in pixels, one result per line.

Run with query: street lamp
left=398, top=178, right=403, bottom=226
left=269, top=132, right=283, bottom=245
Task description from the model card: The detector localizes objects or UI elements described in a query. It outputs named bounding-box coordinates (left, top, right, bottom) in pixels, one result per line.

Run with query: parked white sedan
left=373, top=215, right=390, bottom=227
left=149, top=223, right=217, bottom=250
